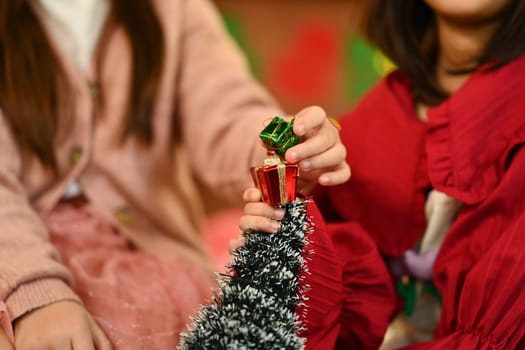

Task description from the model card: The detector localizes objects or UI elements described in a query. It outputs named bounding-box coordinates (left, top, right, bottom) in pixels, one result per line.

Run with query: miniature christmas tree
left=178, top=117, right=310, bottom=350
left=178, top=201, right=310, bottom=350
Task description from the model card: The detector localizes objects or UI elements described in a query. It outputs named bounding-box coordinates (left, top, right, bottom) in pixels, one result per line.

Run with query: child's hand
left=239, top=188, right=285, bottom=234
left=230, top=188, right=285, bottom=253
left=14, top=300, right=113, bottom=350
left=286, top=106, right=350, bottom=190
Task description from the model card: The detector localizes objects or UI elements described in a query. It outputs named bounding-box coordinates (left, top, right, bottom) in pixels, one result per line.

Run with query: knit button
left=69, top=146, right=83, bottom=166
left=114, top=206, right=132, bottom=224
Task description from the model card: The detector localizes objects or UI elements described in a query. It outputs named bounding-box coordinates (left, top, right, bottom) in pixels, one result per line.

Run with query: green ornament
left=396, top=277, right=417, bottom=316
left=396, top=278, right=443, bottom=316
left=259, top=116, right=301, bottom=158
left=423, top=281, right=443, bottom=304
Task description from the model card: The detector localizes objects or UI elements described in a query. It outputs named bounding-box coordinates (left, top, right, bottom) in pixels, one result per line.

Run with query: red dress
left=302, top=53, right=525, bottom=349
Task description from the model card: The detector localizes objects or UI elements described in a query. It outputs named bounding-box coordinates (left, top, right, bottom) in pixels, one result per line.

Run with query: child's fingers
left=71, top=332, right=95, bottom=350
left=286, top=128, right=336, bottom=164
left=297, top=143, right=347, bottom=173
left=292, top=105, right=326, bottom=137
left=228, top=236, right=245, bottom=254
left=0, top=330, right=14, bottom=350
left=243, top=187, right=262, bottom=202
left=286, top=116, right=341, bottom=164
left=243, top=202, right=284, bottom=219
left=239, top=215, right=281, bottom=234
left=318, top=162, right=352, bottom=186
left=239, top=189, right=285, bottom=236
left=90, top=318, right=113, bottom=350
left=294, top=142, right=350, bottom=189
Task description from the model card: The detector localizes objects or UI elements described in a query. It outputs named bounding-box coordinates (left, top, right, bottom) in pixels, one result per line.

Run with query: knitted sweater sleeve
left=0, top=115, right=80, bottom=323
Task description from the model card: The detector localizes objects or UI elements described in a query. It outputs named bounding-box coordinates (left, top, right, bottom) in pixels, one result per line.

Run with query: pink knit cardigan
left=0, top=0, right=281, bottom=322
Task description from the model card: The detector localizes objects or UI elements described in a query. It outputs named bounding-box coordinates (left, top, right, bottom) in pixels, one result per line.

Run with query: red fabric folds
left=300, top=202, right=396, bottom=350
left=429, top=149, right=525, bottom=349
left=313, top=71, right=430, bottom=257
left=405, top=209, right=525, bottom=350
left=305, top=52, right=525, bottom=348
left=426, top=56, right=525, bottom=205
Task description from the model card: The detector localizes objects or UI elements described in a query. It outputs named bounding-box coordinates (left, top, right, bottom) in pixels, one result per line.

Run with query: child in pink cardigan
left=0, top=0, right=348, bottom=349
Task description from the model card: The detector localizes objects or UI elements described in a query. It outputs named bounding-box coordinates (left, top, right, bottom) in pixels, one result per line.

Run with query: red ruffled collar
left=425, top=53, right=525, bottom=204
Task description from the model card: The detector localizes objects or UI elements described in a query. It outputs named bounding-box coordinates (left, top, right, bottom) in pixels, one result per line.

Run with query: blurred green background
left=214, top=0, right=394, bottom=118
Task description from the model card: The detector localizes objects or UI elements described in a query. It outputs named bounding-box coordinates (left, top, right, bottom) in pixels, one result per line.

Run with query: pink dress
left=42, top=199, right=215, bottom=349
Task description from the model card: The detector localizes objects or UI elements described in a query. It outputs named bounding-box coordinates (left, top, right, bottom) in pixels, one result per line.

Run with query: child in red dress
left=239, top=0, right=525, bottom=348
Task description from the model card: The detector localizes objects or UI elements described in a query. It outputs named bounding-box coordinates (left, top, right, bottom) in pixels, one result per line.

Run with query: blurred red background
left=214, top=0, right=390, bottom=118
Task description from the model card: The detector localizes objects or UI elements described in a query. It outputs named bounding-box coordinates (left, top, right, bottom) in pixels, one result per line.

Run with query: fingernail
left=287, top=151, right=298, bottom=162
left=237, top=236, right=245, bottom=246
left=295, top=124, right=305, bottom=136
left=301, top=160, right=311, bottom=171
left=271, top=221, right=281, bottom=233
left=274, top=209, right=285, bottom=220
left=319, top=175, right=331, bottom=185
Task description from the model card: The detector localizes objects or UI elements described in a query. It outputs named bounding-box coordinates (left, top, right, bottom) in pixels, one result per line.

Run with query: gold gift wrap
left=250, top=151, right=298, bottom=206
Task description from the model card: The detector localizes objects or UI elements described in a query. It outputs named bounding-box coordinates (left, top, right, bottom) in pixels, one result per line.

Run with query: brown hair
left=362, top=0, right=525, bottom=105
left=0, top=0, right=164, bottom=170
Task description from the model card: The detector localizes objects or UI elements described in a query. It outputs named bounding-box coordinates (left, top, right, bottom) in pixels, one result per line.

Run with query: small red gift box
left=250, top=152, right=298, bottom=206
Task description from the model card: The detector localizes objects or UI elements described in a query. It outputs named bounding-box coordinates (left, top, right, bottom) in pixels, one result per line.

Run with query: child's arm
left=0, top=117, right=111, bottom=349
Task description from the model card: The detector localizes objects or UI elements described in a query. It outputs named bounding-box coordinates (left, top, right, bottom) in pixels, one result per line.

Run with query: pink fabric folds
left=42, top=200, right=215, bottom=349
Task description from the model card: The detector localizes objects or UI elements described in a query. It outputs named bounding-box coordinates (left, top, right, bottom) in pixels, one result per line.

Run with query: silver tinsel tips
left=178, top=201, right=311, bottom=350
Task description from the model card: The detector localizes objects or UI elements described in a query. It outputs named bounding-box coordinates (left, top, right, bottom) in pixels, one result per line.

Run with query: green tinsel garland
left=178, top=201, right=311, bottom=350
